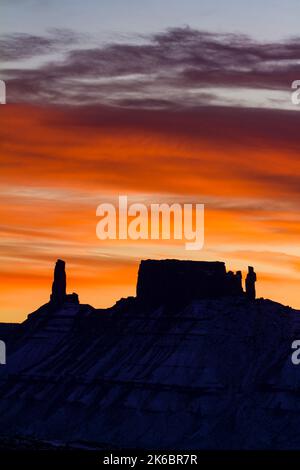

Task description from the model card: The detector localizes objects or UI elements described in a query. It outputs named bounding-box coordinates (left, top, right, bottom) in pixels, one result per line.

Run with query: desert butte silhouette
left=0, top=259, right=299, bottom=449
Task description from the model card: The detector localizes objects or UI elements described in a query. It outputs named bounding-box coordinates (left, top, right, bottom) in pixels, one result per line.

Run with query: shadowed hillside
left=0, top=259, right=299, bottom=450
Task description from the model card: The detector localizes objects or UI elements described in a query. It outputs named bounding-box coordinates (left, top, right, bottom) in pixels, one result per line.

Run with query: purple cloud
left=1, top=27, right=300, bottom=107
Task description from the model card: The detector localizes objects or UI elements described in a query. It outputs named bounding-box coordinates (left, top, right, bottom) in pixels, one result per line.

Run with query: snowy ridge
left=0, top=292, right=300, bottom=449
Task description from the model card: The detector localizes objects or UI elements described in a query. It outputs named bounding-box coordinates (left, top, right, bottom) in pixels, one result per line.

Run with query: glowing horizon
left=1, top=4, right=300, bottom=321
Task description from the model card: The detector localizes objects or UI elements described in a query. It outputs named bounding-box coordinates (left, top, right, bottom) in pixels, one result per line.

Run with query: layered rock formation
left=137, top=259, right=244, bottom=307
left=0, top=259, right=299, bottom=450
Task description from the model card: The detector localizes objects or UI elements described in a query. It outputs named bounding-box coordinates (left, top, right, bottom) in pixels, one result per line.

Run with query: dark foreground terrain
left=0, top=259, right=299, bottom=450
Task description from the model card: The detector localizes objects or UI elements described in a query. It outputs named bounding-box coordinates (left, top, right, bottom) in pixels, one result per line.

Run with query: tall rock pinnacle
left=50, top=259, right=66, bottom=305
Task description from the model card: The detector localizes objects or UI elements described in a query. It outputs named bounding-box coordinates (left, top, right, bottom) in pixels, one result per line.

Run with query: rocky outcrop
left=246, top=266, right=257, bottom=301
left=137, top=259, right=245, bottom=307
left=50, top=259, right=66, bottom=305
left=50, top=259, right=79, bottom=306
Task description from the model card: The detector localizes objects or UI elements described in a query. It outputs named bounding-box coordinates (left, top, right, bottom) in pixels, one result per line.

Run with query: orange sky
left=0, top=104, right=300, bottom=321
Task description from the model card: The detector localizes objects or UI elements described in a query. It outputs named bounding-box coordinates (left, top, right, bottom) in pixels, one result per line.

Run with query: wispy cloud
left=2, top=27, right=300, bottom=108
left=0, top=28, right=84, bottom=62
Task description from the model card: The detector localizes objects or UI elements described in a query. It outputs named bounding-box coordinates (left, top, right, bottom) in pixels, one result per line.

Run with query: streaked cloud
left=2, top=27, right=300, bottom=108
left=1, top=27, right=300, bottom=320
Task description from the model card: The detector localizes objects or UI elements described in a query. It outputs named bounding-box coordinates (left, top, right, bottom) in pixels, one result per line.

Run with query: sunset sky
left=1, top=0, right=300, bottom=321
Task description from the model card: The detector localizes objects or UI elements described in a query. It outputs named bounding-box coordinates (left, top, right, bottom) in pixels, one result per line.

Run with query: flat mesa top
left=139, top=259, right=226, bottom=272
left=140, top=259, right=225, bottom=266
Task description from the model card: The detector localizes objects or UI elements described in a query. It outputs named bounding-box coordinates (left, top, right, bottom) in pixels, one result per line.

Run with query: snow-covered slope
left=0, top=292, right=300, bottom=449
